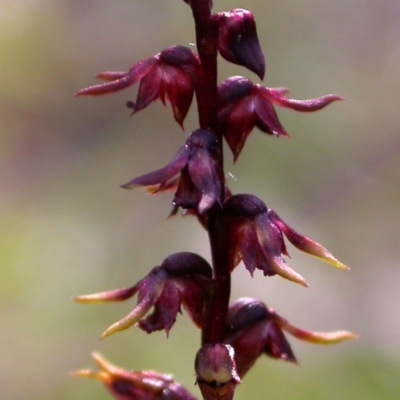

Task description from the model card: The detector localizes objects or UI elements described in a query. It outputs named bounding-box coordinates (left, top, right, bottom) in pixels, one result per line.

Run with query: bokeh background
left=1, top=1, right=400, bottom=399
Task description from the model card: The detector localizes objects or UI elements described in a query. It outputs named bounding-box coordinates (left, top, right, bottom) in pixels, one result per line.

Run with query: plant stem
left=190, top=0, right=231, bottom=345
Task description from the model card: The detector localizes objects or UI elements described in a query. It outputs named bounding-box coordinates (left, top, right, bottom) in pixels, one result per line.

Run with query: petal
left=255, top=214, right=308, bottom=286
left=131, top=65, right=163, bottom=113
left=75, top=58, right=158, bottom=96
left=74, top=286, right=138, bottom=303
left=162, top=252, right=212, bottom=278
left=264, top=88, right=344, bottom=111
left=268, top=210, right=348, bottom=270
left=221, top=97, right=258, bottom=161
left=175, top=277, right=207, bottom=328
left=263, top=323, right=297, bottom=363
left=121, top=145, right=190, bottom=189
left=240, top=224, right=269, bottom=276
left=173, top=167, right=202, bottom=209
left=254, top=89, right=290, bottom=137
left=226, top=297, right=269, bottom=333
left=138, top=280, right=180, bottom=334
left=273, top=312, right=358, bottom=344
left=188, top=148, right=222, bottom=212
left=163, top=66, right=194, bottom=126
left=100, top=268, right=168, bottom=339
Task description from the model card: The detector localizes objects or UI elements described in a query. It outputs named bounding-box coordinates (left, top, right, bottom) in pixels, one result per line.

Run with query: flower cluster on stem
left=74, top=1, right=356, bottom=399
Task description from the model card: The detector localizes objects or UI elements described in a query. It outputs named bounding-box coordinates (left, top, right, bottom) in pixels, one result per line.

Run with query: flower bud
left=216, top=9, right=265, bottom=79
left=195, top=344, right=240, bottom=400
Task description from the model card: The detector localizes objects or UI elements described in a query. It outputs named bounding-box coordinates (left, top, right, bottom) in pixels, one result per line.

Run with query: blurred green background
left=1, top=1, right=400, bottom=399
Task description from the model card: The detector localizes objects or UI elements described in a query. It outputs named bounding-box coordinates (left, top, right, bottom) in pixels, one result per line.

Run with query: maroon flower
left=225, top=298, right=356, bottom=377
left=74, top=252, right=212, bottom=338
left=74, top=352, right=197, bottom=400
left=218, top=76, right=343, bottom=160
left=122, top=129, right=223, bottom=213
left=76, top=45, right=199, bottom=127
left=195, top=344, right=240, bottom=400
left=223, top=194, right=348, bottom=286
left=215, top=9, right=265, bottom=79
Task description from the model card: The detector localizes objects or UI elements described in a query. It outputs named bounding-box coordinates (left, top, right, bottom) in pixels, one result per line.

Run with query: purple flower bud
left=223, top=194, right=347, bottom=286
left=74, top=252, right=212, bottom=338
left=195, top=344, right=240, bottom=400
left=76, top=46, right=199, bottom=127
left=122, top=129, right=223, bottom=213
left=74, top=352, right=197, bottom=400
left=218, top=76, right=343, bottom=161
left=216, top=9, right=265, bottom=79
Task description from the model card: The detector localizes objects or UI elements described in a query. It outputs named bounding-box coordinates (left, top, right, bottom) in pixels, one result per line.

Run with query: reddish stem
left=190, top=0, right=231, bottom=345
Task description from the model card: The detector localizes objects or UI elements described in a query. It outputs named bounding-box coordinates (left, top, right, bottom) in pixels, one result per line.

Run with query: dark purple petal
left=175, top=277, right=207, bottom=328
left=226, top=298, right=269, bottom=333
left=217, top=76, right=253, bottom=106
left=255, top=214, right=308, bottom=286
left=139, top=280, right=180, bottom=334
left=131, top=66, right=163, bottom=113
left=263, top=323, right=297, bottom=363
left=76, top=58, right=158, bottom=96
left=263, top=88, right=344, bottom=111
left=163, top=66, right=194, bottom=126
left=221, top=96, right=258, bottom=161
left=162, top=252, right=212, bottom=278
left=173, top=167, right=201, bottom=209
left=121, top=146, right=190, bottom=189
left=254, top=89, right=290, bottom=137
left=267, top=209, right=348, bottom=269
left=240, top=224, right=265, bottom=276
left=188, top=148, right=222, bottom=212
left=224, top=194, right=267, bottom=218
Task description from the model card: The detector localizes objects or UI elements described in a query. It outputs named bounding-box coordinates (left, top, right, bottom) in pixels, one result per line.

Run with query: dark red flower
left=218, top=76, right=343, bottom=160
left=74, top=352, right=197, bottom=400
left=74, top=252, right=212, bottom=338
left=122, top=129, right=223, bottom=213
left=215, top=9, right=265, bottom=79
left=225, top=298, right=356, bottom=377
left=223, top=194, right=348, bottom=286
left=76, top=45, right=199, bottom=127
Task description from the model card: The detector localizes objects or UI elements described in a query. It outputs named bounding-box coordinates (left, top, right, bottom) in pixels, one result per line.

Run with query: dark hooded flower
left=122, top=129, right=223, bottom=213
left=76, top=45, right=199, bottom=127
left=215, top=9, right=265, bottom=79
left=225, top=298, right=357, bottom=377
left=218, top=76, right=343, bottom=160
left=223, top=194, right=348, bottom=286
left=195, top=344, right=240, bottom=400
left=74, top=352, right=197, bottom=400
left=74, top=252, right=212, bottom=338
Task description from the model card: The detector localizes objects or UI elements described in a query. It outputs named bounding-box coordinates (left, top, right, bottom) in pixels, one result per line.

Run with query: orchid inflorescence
left=74, top=1, right=356, bottom=399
